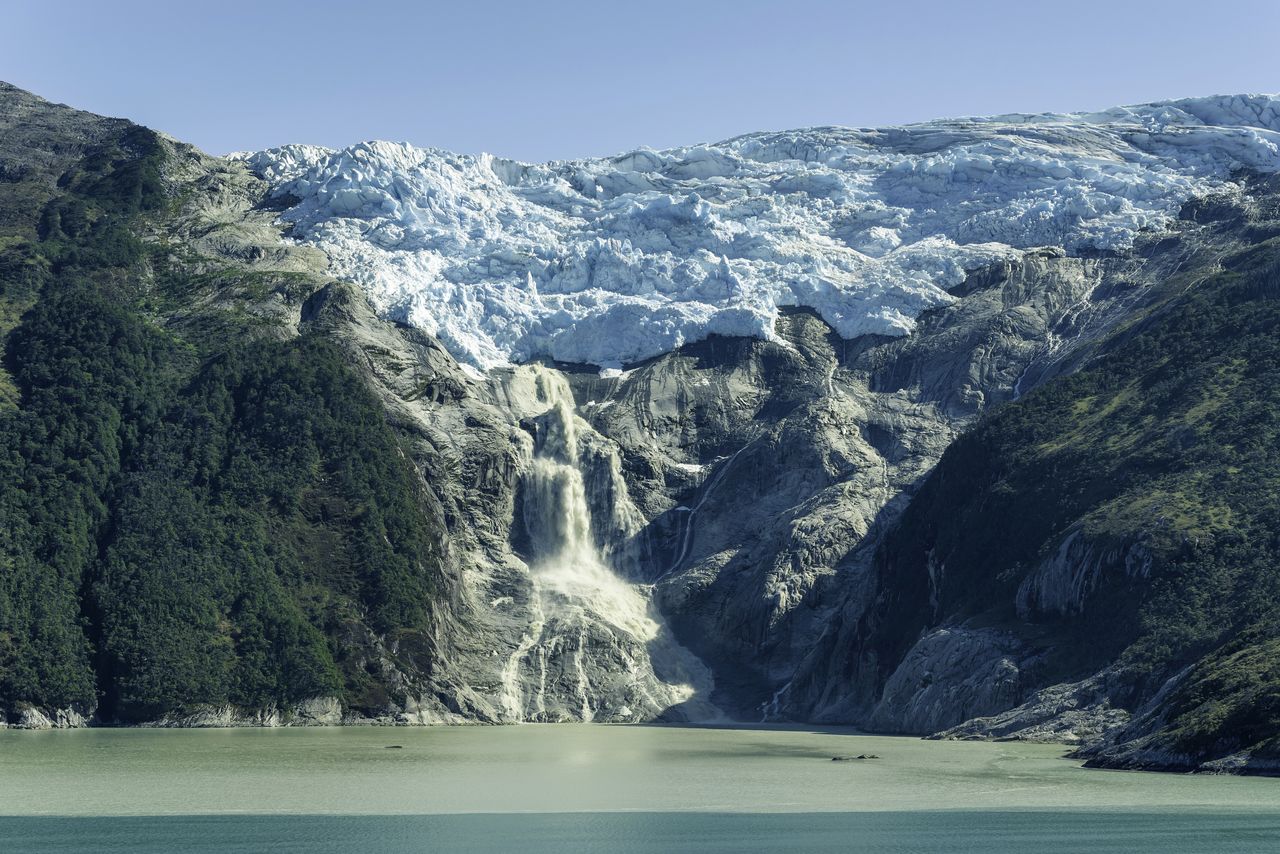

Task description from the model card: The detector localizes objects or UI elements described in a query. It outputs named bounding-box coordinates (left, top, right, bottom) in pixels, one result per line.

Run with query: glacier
left=237, top=95, right=1280, bottom=372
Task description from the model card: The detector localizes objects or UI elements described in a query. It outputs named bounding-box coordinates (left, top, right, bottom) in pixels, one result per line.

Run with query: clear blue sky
left=6, top=0, right=1278, bottom=162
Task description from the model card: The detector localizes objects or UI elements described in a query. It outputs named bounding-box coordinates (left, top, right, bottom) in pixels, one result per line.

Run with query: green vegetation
left=875, top=232, right=1280, bottom=761
left=0, top=120, right=450, bottom=722
left=1156, top=624, right=1280, bottom=760
left=0, top=126, right=180, bottom=713
left=95, top=337, right=446, bottom=720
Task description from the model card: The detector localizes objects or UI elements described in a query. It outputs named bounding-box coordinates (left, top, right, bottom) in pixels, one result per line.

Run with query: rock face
left=144, top=697, right=344, bottom=729
left=315, top=173, right=1256, bottom=729
left=314, top=236, right=1110, bottom=722
left=0, top=706, right=90, bottom=730
left=3, top=83, right=1280, bottom=774
left=867, top=627, right=1024, bottom=734
left=934, top=670, right=1132, bottom=745
left=300, top=282, right=720, bottom=723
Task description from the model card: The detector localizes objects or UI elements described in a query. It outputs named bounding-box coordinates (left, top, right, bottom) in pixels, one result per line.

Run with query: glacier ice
left=237, top=95, right=1280, bottom=372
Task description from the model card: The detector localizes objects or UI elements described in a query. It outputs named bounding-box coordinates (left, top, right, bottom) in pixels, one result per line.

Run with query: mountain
left=0, top=81, right=1278, bottom=773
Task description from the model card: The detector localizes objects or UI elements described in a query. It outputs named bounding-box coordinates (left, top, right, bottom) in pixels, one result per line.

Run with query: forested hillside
left=0, top=85, right=453, bottom=725
left=868, top=183, right=1280, bottom=771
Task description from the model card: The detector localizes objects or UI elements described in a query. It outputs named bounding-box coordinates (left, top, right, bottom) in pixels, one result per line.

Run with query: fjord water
left=1, top=726, right=1277, bottom=853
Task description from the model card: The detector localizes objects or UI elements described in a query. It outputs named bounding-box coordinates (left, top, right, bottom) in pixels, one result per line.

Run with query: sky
left=5, top=0, right=1278, bottom=163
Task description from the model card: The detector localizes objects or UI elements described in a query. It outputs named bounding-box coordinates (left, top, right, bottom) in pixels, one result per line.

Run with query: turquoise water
left=4, top=812, right=1280, bottom=854
left=1, top=725, right=1277, bottom=852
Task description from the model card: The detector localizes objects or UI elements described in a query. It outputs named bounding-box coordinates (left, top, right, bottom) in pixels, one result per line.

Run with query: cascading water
left=500, top=365, right=715, bottom=722
left=523, top=399, right=661, bottom=644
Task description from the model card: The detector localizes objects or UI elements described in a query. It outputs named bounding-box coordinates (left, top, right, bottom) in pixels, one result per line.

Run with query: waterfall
left=523, top=397, right=661, bottom=644
left=499, top=365, right=715, bottom=722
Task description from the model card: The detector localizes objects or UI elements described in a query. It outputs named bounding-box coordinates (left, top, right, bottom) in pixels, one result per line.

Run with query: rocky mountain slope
left=1, top=82, right=1278, bottom=773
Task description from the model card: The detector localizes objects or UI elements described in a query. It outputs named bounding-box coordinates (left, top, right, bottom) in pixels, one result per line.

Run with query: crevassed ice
left=237, top=95, right=1280, bottom=372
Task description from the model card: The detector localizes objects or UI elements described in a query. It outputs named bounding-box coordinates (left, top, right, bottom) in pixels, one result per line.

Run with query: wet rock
left=933, top=670, right=1131, bottom=744
left=2, top=705, right=91, bottom=730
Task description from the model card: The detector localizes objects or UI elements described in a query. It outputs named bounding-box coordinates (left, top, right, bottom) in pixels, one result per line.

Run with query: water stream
left=500, top=366, right=714, bottom=722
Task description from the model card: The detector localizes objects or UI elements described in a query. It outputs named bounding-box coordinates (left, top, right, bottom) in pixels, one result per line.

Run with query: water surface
left=2, top=724, right=1276, bottom=852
